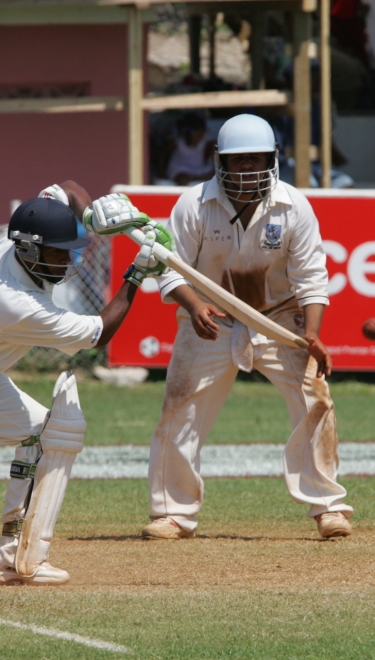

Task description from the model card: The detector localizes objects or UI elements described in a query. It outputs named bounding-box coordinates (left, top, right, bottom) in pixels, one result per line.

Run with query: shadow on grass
left=198, top=534, right=336, bottom=542
left=67, top=535, right=142, bottom=541
left=67, top=533, right=335, bottom=543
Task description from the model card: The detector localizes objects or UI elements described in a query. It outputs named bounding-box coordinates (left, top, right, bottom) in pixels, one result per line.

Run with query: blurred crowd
left=149, top=1, right=375, bottom=189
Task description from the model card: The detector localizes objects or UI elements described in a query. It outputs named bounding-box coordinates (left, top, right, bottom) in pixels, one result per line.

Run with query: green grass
left=2, top=374, right=375, bottom=658
left=8, top=376, right=375, bottom=445
left=0, top=476, right=369, bottom=539
left=1, top=591, right=375, bottom=659
left=0, top=477, right=375, bottom=659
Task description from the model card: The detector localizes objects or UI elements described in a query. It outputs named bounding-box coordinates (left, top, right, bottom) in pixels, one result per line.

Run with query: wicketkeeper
left=82, top=115, right=354, bottom=541
left=0, top=182, right=172, bottom=585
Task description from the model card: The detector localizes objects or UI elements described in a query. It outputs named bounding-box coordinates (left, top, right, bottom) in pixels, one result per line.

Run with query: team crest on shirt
left=261, top=224, right=282, bottom=249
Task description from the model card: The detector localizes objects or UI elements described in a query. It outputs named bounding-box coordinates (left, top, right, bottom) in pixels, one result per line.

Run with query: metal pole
left=250, top=10, right=266, bottom=90
left=293, top=10, right=311, bottom=188
left=320, top=0, right=331, bottom=188
left=188, top=14, right=201, bottom=75
left=128, top=5, right=143, bottom=185
left=208, top=13, right=216, bottom=78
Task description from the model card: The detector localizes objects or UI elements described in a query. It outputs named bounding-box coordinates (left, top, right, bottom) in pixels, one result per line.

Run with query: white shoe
left=142, top=516, right=196, bottom=540
left=0, top=561, right=70, bottom=585
left=315, top=512, right=352, bottom=538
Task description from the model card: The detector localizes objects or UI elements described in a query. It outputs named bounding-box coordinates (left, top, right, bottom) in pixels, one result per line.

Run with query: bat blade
left=125, top=226, right=308, bottom=350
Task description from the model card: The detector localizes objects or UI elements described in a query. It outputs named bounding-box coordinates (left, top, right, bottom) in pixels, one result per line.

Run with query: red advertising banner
left=109, top=186, right=375, bottom=371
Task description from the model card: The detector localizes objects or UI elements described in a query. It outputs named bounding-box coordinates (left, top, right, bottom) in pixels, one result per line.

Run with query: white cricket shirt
left=0, top=238, right=103, bottom=372
left=159, top=177, right=329, bottom=312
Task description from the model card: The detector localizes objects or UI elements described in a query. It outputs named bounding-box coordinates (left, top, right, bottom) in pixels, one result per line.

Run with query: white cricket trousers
left=148, top=304, right=353, bottom=532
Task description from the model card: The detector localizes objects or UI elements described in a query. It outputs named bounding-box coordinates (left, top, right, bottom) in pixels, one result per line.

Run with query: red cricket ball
left=362, top=318, right=375, bottom=340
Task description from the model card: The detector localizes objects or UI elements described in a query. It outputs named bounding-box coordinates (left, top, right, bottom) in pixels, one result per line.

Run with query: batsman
left=0, top=182, right=172, bottom=585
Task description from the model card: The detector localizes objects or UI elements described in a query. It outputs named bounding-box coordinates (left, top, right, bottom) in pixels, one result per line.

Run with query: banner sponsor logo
left=109, top=190, right=375, bottom=370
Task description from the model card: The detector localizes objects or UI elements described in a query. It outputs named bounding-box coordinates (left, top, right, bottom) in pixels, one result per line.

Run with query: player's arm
left=303, top=303, right=332, bottom=378
left=96, top=280, right=137, bottom=347
left=169, top=284, right=226, bottom=341
left=59, top=180, right=91, bottom=220
left=80, top=193, right=224, bottom=340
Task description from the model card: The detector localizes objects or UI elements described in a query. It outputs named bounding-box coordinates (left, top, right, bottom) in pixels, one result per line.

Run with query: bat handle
left=294, top=337, right=309, bottom=349
left=124, top=226, right=171, bottom=266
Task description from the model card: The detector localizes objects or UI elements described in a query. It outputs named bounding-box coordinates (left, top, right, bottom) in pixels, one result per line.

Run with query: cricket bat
left=125, top=226, right=308, bottom=350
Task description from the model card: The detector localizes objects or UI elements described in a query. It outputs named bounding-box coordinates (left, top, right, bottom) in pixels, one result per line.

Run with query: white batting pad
left=15, top=371, right=86, bottom=577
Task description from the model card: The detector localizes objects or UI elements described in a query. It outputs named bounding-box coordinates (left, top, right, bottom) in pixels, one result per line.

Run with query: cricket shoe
left=0, top=561, right=70, bottom=585
left=315, top=512, right=352, bottom=538
left=142, top=516, right=196, bottom=540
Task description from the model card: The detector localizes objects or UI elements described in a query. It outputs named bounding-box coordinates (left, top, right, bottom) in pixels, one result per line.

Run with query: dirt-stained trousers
left=148, top=303, right=353, bottom=532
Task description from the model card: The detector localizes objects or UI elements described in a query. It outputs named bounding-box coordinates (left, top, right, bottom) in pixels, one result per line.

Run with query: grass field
left=1, top=374, right=375, bottom=658
left=7, top=375, right=375, bottom=445
left=0, top=477, right=375, bottom=659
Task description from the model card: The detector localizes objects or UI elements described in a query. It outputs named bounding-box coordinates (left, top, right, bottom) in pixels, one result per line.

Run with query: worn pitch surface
left=1, top=478, right=375, bottom=659
left=49, top=530, right=375, bottom=594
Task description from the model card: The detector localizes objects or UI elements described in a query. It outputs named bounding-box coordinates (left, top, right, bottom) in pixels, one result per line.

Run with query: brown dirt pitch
left=2, top=478, right=375, bottom=659
left=51, top=527, right=375, bottom=595
left=42, top=476, right=375, bottom=597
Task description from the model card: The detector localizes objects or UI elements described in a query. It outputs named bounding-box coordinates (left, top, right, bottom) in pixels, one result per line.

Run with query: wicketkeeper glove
left=123, top=221, right=174, bottom=287
left=82, top=193, right=151, bottom=235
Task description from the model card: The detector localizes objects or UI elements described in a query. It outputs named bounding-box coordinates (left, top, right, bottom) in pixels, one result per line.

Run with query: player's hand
left=304, top=333, right=332, bottom=378
left=82, top=193, right=150, bottom=235
left=123, top=222, right=173, bottom=287
left=189, top=301, right=226, bottom=340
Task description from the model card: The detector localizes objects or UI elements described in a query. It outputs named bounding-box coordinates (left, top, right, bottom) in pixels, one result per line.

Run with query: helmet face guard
left=215, top=153, right=278, bottom=202
left=215, top=114, right=279, bottom=202
left=10, top=230, right=85, bottom=285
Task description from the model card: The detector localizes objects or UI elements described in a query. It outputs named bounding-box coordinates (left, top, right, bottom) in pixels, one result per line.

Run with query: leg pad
left=15, top=371, right=85, bottom=577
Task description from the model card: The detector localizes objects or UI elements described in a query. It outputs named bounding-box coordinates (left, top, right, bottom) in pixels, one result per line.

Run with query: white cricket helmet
left=215, top=114, right=279, bottom=202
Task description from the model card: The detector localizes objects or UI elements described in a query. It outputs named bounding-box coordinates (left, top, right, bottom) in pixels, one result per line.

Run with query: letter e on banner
left=323, top=240, right=347, bottom=296
left=348, top=242, right=375, bottom=297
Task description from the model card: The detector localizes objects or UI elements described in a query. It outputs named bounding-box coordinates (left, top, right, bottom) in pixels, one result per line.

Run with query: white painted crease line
left=0, top=619, right=131, bottom=654
left=201, top=444, right=284, bottom=477
left=2, top=444, right=375, bottom=479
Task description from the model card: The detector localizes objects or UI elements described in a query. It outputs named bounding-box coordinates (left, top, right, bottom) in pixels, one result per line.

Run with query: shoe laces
left=316, top=512, right=345, bottom=522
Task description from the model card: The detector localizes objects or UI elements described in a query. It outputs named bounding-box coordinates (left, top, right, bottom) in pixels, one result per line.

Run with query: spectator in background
left=330, top=0, right=375, bottom=110
left=331, top=0, right=371, bottom=68
left=165, top=112, right=215, bottom=186
left=261, top=45, right=354, bottom=188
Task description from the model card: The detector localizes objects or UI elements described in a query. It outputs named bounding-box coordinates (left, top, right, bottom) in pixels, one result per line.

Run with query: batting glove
left=123, top=222, right=174, bottom=287
left=82, top=193, right=150, bottom=235
left=38, top=184, right=70, bottom=206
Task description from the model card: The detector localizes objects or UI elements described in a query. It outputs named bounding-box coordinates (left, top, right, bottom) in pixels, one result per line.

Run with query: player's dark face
left=223, top=152, right=271, bottom=202
left=226, top=153, right=269, bottom=188
left=40, top=246, right=71, bottom=278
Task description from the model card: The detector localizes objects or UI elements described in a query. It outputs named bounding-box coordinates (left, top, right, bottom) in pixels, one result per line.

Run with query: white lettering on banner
left=323, top=240, right=375, bottom=298
left=161, top=342, right=174, bottom=353
left=323, top=241, right=348, bottom=295
left=328, top=345, right=375, bottom=355
left=348, top=242, right=375, bottom=297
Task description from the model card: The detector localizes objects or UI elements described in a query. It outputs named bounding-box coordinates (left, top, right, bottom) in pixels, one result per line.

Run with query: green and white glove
left=82, top=193, right=150, bottom=235
left=123, top=221, right=174, bottom=287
